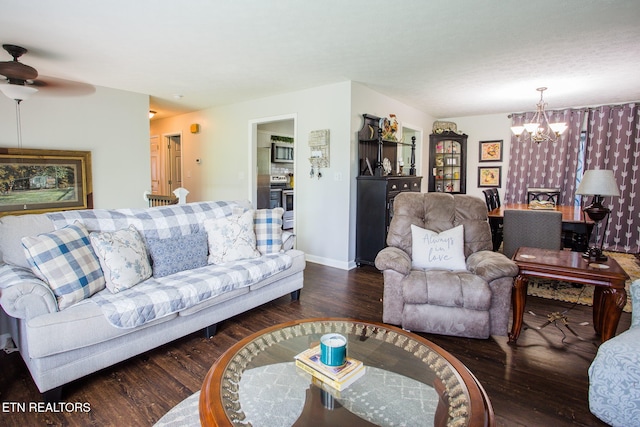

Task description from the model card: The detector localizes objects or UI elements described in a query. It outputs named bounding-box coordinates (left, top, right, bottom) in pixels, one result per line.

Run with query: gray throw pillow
left=146, top=232, right=208, bottom=278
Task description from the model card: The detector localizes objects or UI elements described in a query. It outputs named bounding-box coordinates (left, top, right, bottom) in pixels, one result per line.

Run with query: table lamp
left=575, top=169, right=620, bottom=261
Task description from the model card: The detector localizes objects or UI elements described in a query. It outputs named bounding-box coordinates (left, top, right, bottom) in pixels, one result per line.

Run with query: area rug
left=526, top=251, right=639, bottom=312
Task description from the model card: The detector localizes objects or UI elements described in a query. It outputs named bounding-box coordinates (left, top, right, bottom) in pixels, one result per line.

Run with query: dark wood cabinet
left=356, top=176, right=421, bottom=266
left=428, top=131, right=467, bottom=194
left=355, top=114, right=422, bottom=266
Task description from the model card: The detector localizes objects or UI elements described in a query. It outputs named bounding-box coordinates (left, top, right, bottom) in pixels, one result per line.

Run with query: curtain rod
left=508, top=102, right=639, bottom=119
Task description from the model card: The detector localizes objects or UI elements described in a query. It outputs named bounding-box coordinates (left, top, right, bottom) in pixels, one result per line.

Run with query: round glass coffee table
left=200, top=318, right=494, bottom=426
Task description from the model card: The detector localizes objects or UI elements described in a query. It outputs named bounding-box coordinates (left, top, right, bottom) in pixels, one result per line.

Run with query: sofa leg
left=290, top=289, right=301, bottom=301
left=203, top=324, right=218, bottom=338
left=42, top=386, right=63, bottom=403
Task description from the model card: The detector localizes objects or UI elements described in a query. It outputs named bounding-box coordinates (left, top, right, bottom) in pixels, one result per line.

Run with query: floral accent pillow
left=204, top=210, right=261, bottom=264
left=145, top=232, right=208, bottom=278
left=21, top=222, right=105, bottom=310
left=411, top=224, right=467, bottom=271
left=89, top=225, right=152, bottom=293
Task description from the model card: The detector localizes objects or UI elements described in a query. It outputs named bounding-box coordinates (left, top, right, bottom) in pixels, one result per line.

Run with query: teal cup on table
left=320, top=333, right=347, bottom=366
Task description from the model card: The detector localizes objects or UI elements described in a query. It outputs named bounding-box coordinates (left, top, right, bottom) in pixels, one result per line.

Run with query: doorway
left=149, top=132, right=183, bottom=196
left=400, top=126, right=423, bottom=177
left=250, top=115, right=296, bottom=233
left=166, top=134, right=182, bottom=193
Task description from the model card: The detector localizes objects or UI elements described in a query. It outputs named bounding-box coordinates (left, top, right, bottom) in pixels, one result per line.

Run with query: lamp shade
left=575, top=169, right=620, bottom=197
left=0, top=84, right=38, bottom=101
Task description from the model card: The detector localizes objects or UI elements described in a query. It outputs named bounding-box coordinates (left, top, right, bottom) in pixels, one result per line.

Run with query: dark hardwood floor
left=0, top=262, right=631, bottom=426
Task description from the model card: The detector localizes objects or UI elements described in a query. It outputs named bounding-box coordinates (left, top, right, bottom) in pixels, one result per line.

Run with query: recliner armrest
left=0, top=264, right=58, bottom=320
left=374, top=247, right=412, bottom=275
left=466, top=250, right=519, bottom=282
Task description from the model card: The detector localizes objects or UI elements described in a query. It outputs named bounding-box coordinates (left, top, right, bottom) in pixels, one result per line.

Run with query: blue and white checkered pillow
left=254, top=208, right=284, bottom=255
left=22, top=222, right=105, bottom=310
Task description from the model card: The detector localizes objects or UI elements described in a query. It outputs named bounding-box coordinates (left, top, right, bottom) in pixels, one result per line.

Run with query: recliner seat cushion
left=402, top=270, right=491, bottom=310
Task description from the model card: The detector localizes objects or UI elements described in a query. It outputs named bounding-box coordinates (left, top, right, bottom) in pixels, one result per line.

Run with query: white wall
left=442, top=114, right=513, bottom=202
left=152, top=81, right=353, bottom=268
left=0, top=86, right=150, bottom=209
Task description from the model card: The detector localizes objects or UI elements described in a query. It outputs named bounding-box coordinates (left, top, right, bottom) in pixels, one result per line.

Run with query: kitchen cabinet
left=428, top=131, right=467, bottom=194
left=355, top=114, right=422, bottom=266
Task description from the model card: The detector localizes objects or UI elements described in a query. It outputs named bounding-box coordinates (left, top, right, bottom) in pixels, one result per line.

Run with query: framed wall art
left=479, top=140, right=503, bottom=162
left=0, top=148, right=93, bottom=217
left=478, top=166, right=501, bottom=188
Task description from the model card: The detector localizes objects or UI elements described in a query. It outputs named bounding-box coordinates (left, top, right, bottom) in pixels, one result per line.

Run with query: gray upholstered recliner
left=374, top=192, right=519, bottom=339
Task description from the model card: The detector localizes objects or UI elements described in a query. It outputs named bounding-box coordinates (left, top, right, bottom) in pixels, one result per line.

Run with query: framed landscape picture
left=479, top=140, right=503, bottom=162
left=0, top=148, right=93, bottom=217
left=478, top=166, right=501, bottom=187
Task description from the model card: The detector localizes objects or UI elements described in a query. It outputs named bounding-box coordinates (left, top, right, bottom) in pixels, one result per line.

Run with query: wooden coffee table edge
left=198, top=317, right=494, bottom=427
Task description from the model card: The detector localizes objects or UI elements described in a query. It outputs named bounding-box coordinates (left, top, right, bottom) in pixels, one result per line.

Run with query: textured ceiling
left=1, top=0, right=639, bottom=120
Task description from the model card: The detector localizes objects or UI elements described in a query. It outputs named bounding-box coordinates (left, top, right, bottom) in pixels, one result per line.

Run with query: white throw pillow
left=89, top=225, right=152, bottom=293
left=411, top=224, right=467, bottom=271
left=204, top=210, right=261, bottom=264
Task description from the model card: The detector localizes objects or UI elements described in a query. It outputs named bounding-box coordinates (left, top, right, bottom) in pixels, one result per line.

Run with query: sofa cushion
left=89, top=225, right=152, bottom=293
left=411, top=224, right=466, bottom=271
left=146, top=231, right=208, bottom=278
left=254, top=207, right=285, bottom=254
left=204, top=210, right=261, bottom=264
left=21, top=222, right=105, bottom=310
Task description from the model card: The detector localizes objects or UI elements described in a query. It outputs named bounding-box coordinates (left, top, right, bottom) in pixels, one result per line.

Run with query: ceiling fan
left=0, top=43, right=94, bottom=100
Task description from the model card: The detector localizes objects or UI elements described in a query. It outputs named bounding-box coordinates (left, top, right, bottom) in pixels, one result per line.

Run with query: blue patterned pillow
left=254, top=208, right=284, bottom=255
left=146, top=231, right=208, bottom=278
left=89, top=225, right=152, bottom=293
left=21, top=222, right=106, bottom=310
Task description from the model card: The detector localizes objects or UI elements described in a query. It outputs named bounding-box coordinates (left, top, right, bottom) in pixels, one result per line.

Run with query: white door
left=150, top=135, right=162, bottom=194
left=166, top=135, right=182, bottom=192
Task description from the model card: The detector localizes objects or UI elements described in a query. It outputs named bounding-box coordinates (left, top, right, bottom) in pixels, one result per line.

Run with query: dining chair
left=483, top=189, right=503, bottom=251
left=482, top=189, right=496, bottom=211
left=527, top=187, right=561, bottom=206
left=502, top=209, right=563, bottom=259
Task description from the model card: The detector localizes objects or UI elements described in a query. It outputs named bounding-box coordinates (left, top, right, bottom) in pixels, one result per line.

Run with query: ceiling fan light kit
left=0, top=83, right=37, bottom=101
left=510, top=87, right=567, bottom=144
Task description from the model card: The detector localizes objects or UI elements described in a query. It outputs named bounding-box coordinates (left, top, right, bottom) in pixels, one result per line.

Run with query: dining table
left=487, top=203, right=594, bottom=252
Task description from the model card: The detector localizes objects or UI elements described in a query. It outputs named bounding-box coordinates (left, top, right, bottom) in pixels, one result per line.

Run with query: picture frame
left=479, top=140, right=503, bottom=162
left=478, top=166, right=501, bottom=187
left=0, top=148, right=93, bottom=217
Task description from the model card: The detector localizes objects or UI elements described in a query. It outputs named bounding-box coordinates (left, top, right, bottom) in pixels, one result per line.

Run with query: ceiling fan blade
left=30, top=76, right=95, bottom=97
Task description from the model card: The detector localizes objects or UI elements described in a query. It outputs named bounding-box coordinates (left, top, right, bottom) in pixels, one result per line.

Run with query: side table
left=509, top=247, right=629, bottom=343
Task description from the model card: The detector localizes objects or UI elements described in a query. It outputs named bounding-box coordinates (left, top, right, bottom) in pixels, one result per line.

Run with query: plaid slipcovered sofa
left=0, top=201, right=305, bottom=400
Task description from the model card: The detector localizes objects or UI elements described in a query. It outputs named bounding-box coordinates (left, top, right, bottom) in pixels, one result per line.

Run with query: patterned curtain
left=505, top=109, right=586, bottom=204
left=584, top=103, right=640, bottom=254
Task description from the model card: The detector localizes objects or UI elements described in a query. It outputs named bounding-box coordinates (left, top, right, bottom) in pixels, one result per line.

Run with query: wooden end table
left=508, top=247, right=629, bottom=344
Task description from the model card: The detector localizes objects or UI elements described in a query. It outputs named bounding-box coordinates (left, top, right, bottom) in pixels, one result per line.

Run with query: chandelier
left=510, top=87, right=567, bottom=144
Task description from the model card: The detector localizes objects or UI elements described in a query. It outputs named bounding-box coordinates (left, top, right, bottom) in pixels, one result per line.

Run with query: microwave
left=272, top=142, right=294, bottom=163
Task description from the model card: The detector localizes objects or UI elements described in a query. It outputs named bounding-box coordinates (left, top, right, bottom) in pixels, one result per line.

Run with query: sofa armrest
left=0, top=265, right=58, bottom=320
left=374, top=247, right=412, bottom=276
left=466, top=250, right=519, bottom=282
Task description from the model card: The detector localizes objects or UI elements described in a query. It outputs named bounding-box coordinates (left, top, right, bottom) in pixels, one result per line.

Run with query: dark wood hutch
left=355, top=114, right=422, bottom=266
